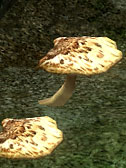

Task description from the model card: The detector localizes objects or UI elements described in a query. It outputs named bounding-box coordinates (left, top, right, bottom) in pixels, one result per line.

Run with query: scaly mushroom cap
left=38, top=36, right=122, bottom=75
left=0, top=116, right=63, bottom=159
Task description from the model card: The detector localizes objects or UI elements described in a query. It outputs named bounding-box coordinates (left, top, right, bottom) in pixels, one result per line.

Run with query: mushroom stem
left=39, top=75, right=76, bottom=106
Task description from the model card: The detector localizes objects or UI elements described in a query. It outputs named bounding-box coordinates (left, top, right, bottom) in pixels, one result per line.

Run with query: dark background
left=0, top=0, right=126, bottom=168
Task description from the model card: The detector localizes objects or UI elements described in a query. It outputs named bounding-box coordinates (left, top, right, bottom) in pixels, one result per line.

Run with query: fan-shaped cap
left=38, top=36, right=122, bottom=75
left=0, top=116, right=63, bottom=159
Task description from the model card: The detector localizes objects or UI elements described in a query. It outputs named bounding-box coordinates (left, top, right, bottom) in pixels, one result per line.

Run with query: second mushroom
left=38, top=36, right=122, bottom=106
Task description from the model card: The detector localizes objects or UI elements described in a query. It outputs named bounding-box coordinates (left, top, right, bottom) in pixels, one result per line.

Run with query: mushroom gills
left=39, top=75, right=76, bottom=106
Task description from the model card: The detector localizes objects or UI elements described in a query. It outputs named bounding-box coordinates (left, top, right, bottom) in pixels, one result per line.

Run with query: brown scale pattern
left=0, top=117, right=63, bottom=159
left=38, top=36, right=122, bottom=75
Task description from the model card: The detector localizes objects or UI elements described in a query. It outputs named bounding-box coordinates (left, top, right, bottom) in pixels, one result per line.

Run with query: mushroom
left=0, top=116, right=63, bottom=159
left=38, top=36, right=122, bottom=106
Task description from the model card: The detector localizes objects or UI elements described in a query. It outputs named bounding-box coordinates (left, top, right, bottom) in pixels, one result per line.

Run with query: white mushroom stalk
left=39, top=75, right=76, bottom=106
left=0, top=116, right=63, bottom=159
left=38, top=36, right=122, bottom=106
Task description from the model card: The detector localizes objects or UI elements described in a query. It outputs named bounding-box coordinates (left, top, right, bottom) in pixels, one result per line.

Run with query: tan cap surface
left=0, top=116, right=63, bottom=159
left=38, top=36, right=122, bottom=75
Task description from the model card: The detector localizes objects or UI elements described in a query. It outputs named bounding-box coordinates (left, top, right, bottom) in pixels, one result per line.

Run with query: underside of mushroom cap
left=0, top=116, right=63, bottom=159
left=38, top=36, right=122, bottom=75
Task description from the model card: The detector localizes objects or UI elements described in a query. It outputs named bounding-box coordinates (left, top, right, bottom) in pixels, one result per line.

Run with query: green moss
left=0, top=0, right=126, bottom=167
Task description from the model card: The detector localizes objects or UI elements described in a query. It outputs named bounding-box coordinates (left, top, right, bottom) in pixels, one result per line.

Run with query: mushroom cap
left=38, top=36, right=122, bottom=75
left=0, top=116, right=63, bottom=159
